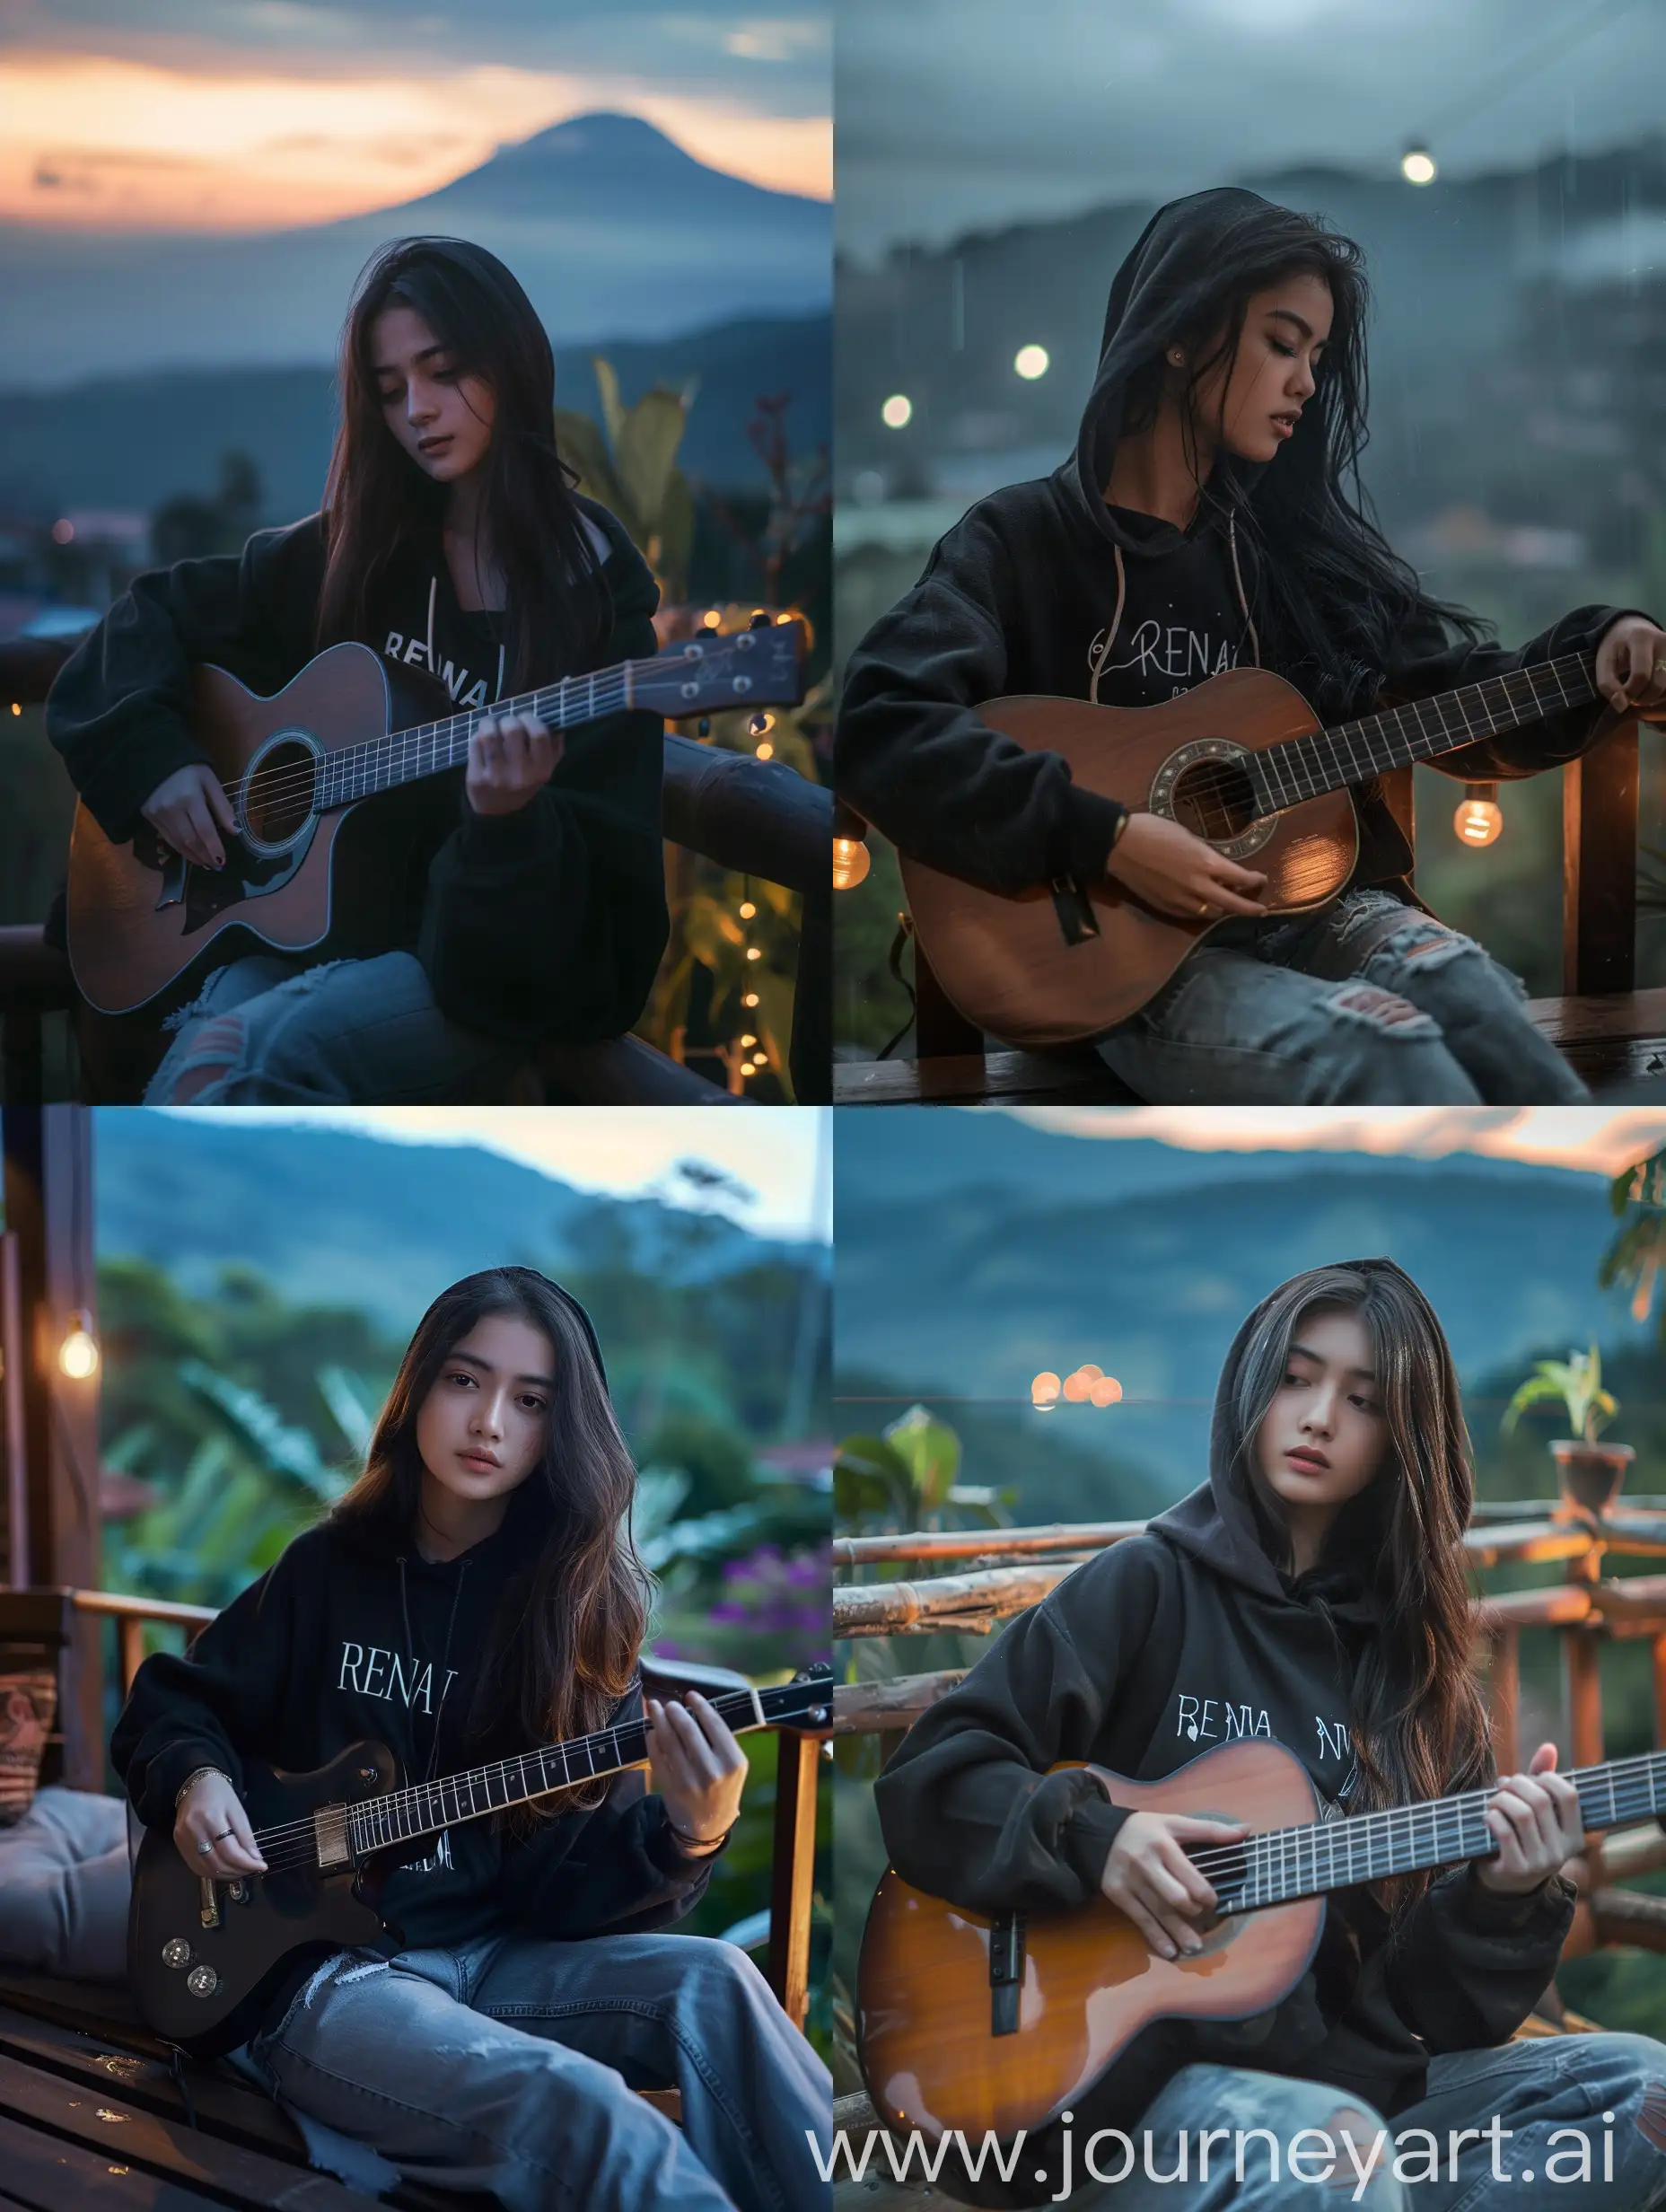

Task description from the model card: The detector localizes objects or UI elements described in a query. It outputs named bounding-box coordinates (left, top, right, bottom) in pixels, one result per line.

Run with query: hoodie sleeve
left=44, top=516, right=329, bottom=844
left=110, top=1549, right=302, bottom=1831
left=1379, top=1857, right=1576, bottom=2052
left=417, top=512, right=670, bottom=1044
left=872, top=1537, right=1174, bottom=1918
left=835, top=504, right=1128, bottom=893
left=1378, top=601, right=1657, bottom=784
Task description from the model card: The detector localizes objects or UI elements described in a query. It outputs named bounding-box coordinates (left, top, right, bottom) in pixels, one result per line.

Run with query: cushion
left=0, top=1786, right=129, bottom=1981
left=0, top=1672, right=56, bottom=1823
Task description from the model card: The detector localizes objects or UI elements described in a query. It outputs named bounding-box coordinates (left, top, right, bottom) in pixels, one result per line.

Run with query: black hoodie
left=836, top=188, right=1644, bottom=900
left=872, top=1259, right=1577, bottom=2132
left=45, top=497, right=668, bottom=1046
left=111, top=1462, right=719, bottom=2008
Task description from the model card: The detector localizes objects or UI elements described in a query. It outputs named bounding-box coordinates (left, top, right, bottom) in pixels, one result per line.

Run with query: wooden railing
left=0, top=640, right=831, bottom=1106
left=833, top=1497, right=1666, bottom=1972
left=0, top=1585, right=826, bottom=2029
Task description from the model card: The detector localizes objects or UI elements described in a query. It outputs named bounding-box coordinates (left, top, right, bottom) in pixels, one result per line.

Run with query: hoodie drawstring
left=425, top=575, right=436, bottom=674
left=1089, top=512, right=1262, bottom=705
left=1226, top=513, right=1263, bottom=672
left=398, top=1553, right=469, bottom=1786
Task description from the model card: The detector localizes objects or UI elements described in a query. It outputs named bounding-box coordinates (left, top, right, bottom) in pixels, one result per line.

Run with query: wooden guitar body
left=67, top=642, right=450, bottom=1016
left=128, top=1740, right=399, bottom=2056
left=856, top=1737, right=1325, bottom=2200
left=898, top=669, right=1360, bottom=1047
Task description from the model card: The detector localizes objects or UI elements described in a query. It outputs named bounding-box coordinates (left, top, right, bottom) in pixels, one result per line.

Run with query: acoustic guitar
left=899, top=650, right=1605, bottom=1047
left=130, top=1662, right=831, bottom=2056
left=857, top=1731, right=1662, bottom=2207
left=66, top=619, right=807, bottom=1016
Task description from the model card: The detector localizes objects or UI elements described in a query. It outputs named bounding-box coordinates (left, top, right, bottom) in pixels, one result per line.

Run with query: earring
left=1168, top=349, right=1185, bottom=366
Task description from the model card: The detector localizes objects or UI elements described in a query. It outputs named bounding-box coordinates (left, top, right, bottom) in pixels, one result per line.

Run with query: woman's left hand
left=645, top=1691, right=748, bottom=1855
left=1474, top=1742, right=1584, bottom=1894
left=1593, top=616, right=1666, bottom=721
left=466, top=712, right=565, bottom=816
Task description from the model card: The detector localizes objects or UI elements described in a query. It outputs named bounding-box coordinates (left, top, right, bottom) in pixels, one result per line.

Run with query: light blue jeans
left=1098, top=890, right=1590, bottom=1104
left=143, top=950, right=530, bottom=1104
left=241, top=1931, right=833, bottom=2212
left=1053, top=2032, right=1666, bottom=2208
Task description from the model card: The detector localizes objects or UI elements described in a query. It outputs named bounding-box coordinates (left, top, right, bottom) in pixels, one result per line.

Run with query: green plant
left=1602, top=1143, right=1666, bottom=1336
left=1501, top=1344, right=1618, bottom=1447
left=555, top=358, right=696, bottom=604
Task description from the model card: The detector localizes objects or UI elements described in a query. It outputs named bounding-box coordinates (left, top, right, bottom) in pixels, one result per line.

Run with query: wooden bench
left=834, top=732, right=1653, bottom=1102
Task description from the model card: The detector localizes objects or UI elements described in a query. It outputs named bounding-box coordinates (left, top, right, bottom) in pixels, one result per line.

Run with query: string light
left=1454, top=782, right=1503, bottom=847
left=833, top=837, right=871, bottom=891
left=1031, top=1372, right=1062, bottom=1410
left=740, top=1033, right=757, bottom=1048
left=746, top=946, right=762, bottom=961
left=739, top=900, right=757, bottom=920
left=756, top=742, right=774, bottom=759
left=881, top=394, right=913, bottom=429
left=1401, top=142, right=1437, bottom=186
left=743, top=991, right=759, bottom=1008
left=701, top=608, right=722, bottom=629
left=1014, top=345, right=1050, bottom=380
left=59, top=1309, right=99, bottom=1380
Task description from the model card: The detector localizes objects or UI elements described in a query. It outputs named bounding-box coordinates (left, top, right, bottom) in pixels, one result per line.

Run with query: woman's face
left=371, top=303, right=496, bottom=483
left=1188, top=269, right=1334, bottom=466
left=415, top=1312, right=556, bottom=1508
left=1255, top=1304, right=1388, bottom=1518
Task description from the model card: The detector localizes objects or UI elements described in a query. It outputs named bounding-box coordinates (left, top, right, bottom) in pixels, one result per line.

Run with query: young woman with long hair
left=874, top=1260, right=1666, bottom=2209
left=112, top=1267, right=830, bottom=2212
left=836, top=189, right=1666, bottom=1104
left=48, top=236, right=668, bottom=1103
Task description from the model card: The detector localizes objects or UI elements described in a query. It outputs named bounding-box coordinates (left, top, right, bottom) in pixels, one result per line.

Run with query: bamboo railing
left=834, top=1494, right=1666, bottom=1968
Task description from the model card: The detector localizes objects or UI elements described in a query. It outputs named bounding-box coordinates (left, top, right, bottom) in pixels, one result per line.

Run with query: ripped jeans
left=1097, top=890, right=1589, bottom=1104
left=238, top=1932, right=832, bottom=2212
left=143, top=950, right=532, bottom=1104
left=1054, top=2031, right=1666, bottom=2208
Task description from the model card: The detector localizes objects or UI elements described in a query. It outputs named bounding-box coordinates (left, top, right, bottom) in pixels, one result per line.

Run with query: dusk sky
left=1, top=1, right=830, bottom=232
left=837, top=0, right=1666, bottom=260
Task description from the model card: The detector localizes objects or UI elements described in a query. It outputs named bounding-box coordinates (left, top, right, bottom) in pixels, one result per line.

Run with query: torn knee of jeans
left=1320, top=2108, right=1384, bottom=2188
left=283, top=957, right=350, bottom=997
left=1328, top=982, right=1440, bottom=1035
left=159, top=962, right=232, bottom=1034
left=157, top=1013, right=247, bottom=1102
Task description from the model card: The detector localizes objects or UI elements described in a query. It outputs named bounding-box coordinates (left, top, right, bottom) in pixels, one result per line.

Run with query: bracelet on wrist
left=174, top=1765, right=231, bottom=1812
left=668, top=1814, right=731, bottom=1854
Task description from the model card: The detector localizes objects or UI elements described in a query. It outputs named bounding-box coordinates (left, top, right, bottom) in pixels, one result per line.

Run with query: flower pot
left=1550, top=1440, right=1634, bottom=1517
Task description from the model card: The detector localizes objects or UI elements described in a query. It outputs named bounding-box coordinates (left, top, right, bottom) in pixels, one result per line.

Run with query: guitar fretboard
left=1247, top=651, right=1598, bottom=817
left=1208, top=1748, right=1663, bottom=1914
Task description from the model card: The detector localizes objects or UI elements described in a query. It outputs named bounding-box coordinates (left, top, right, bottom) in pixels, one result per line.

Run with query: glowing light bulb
left=746, top=946, right=762, bottom=961
left=1454, top=786, right=1503, bottom=847
left=881, top=393, right=913, bottom=429
left=756, top=742, right=774, bottom=759
left=750, top=712, right=775, bottom=736
left=740, top=1033, right=757, bottom=1048
left=739, top=900, right=757, bottom=920
left=1031, top=1371, right=1062, bottom=1409
left=833, top=836, right=872, bottom=891
left=743, top=991, right=759, bottom=1008
left=1014, top=344, right=1050, bottom=381
left=1076, top=1364, right=1104, bottom=1383
left=9, top=704, right=19, bottom=717
left=58, top=1314, right=99, bottom=1380
left=701, top=608, right=722, bottom=628
left=1062, top=1370, right=1091, bottom=1403
left=1090, top=1377, right=1123, bottom=1408
left=1401, top=145, right=1436, bottom=186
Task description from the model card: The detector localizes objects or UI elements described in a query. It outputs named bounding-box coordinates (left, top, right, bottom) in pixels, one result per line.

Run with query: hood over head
left=1144, top=1257, right=1434, bottom=1628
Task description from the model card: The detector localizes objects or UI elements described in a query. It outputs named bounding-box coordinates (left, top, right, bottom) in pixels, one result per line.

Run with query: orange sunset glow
left=0, top=52, right=831, bottom=233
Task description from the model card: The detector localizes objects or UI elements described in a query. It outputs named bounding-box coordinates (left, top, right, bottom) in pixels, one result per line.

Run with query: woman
left=873, top=1260, right=1666, bottom=2209
left=836, top=189, right=1666, bottom=1103
left=113, top=1267, right=830, bottom=2212
left=48, top=237, right=668, bottom=1103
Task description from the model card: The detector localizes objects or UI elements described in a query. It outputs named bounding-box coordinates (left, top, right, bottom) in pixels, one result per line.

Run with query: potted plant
left=1501, top=1344, right=1632, bottom=1514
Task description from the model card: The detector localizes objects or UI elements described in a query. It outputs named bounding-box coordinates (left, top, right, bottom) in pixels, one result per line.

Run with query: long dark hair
left=1223, top=1262, right=1490, bottom=1929
left=1128, top=200, right=1488, bottom=716
left=331, top=1266, right=651, bottom=1813
left=319, top=236, right=609, bottom=689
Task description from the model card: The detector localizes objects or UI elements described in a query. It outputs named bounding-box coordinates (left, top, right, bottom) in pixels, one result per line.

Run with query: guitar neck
left=1214, top=1748, right=1664, bottom=1914
left=291, top=1675, right=826, bottom=1860
left=1250, top=649, right=1598, bottom=816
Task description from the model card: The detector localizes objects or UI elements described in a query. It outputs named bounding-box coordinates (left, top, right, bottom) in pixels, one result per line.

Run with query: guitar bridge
left=314, top=1804, right=352, bottom=1870
left=988, top=1910, right=1025, bottom=2037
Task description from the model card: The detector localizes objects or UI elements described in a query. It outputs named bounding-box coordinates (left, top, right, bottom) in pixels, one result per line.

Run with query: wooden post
left=1653, top=1631, right=1666, bottom=1764
left=1378, top=765, right=1416, bottom=856
left=1564, top=1628, right=1604, bottom=1773
left=1563, top=719, right=1638, bottom=996
left=1486, top=1622, right=1520, bottom=1778
left=0, top=1106, right=101, bottom=1787
left=913, top=937, right=984, bottom=1060
left=0, top=1233, right=26, bottom=1589
left=118, top=1615, right=145, bottom=1698
left=767, top=1730, right=820, bottom=2029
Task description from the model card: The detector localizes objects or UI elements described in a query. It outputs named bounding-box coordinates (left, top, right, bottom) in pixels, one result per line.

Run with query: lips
left=1270, top=414, right=1299, bottom=439
left=417, top=434, right=453, bottom=456
left=1285, top=1447, right=1330, bottom=1472
left=458, top=1449, right=500, bottom=1471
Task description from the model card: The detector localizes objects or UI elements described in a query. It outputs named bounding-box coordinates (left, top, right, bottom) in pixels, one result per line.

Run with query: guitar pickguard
left=131, top=821, right=320, bottom=937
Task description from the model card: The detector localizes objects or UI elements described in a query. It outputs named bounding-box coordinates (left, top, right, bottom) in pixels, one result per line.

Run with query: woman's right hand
left=141, top=763, right=238, bottom=871
left=1104, top=810, right=1269, bottom=919
left=173, top=1770, right=267, bottom=1881
left=1100, top=1808, right=1247, bottom=1958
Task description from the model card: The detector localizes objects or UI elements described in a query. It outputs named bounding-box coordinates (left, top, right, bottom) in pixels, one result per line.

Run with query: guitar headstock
left=639, top=619, right=807, bottom=720
left=767, top=1659, right=833, bottom=1733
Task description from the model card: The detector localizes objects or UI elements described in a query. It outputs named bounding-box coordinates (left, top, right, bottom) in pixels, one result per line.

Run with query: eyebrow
left=1288, top=1340, right=1376, bottom=1382
left=1267, top=307, right=1327, bottom=345
left=448, top=1350, right=556, bottom=1389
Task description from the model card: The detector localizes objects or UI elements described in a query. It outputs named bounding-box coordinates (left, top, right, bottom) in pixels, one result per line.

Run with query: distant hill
left=0, top=313, right=829, bottom=519
left=835, top=1114, right=1644, bottom=1487
left=93, top=1112, right=822, bottom=1332
left=1, top=113, right=831, bottom=388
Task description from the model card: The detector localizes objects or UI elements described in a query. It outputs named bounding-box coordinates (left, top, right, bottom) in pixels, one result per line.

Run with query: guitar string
left=223, top=636, right=793, bottom=829
left=235, top=1682, right=810, bottom=1861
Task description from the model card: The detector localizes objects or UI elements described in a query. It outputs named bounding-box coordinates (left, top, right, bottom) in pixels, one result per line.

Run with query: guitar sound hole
left=244, top=741, right=318, bottom=847
left=1170, top=759, right=1258, bottom=843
